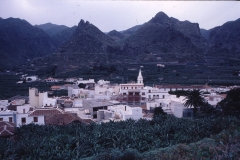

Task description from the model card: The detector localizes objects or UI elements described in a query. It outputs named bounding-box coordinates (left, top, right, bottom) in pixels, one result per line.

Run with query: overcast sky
left=0, top=0, right=240, bottom=32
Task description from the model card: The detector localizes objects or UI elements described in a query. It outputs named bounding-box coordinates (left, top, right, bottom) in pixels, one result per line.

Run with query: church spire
left=137, top=68, right=143, bottom=84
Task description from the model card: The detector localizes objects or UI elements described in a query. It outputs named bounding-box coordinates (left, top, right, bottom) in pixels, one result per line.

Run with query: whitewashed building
left=0, top=100, right=9, bottom=111
left=97, top=105, right=142, bottom=121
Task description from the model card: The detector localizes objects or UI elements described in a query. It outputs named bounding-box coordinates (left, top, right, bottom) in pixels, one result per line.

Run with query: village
left=1, top=68, right=237, bottom=137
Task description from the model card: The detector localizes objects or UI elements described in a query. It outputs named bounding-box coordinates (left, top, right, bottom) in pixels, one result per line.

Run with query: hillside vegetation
left=1, top=115, right=240, bottom=159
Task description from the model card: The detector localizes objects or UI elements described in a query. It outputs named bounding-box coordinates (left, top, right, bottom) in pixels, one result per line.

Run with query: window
left=0, top=118, right=3, bottom=121
left=23, top=109, right=25, bottom=114
left=21, top=117, right=26, bottom=124
left=34, top=117, right=38, bottom=122
left=163, top=95, right=165, bottom=99
left=149, top=90, right=151, bottom=93
left=142, top=92, right=145, bottom=95
left=9, top=117, right=12, bottom=122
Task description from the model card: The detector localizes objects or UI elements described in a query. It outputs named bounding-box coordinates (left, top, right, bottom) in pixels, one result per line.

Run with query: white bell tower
left=137, top=69, right=143, bottom=84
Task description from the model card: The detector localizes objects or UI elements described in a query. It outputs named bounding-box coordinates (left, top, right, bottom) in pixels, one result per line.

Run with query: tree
left=78, top=83, right=86, bottom=89
left=217, top=88, right=240, bottom=115
left=153, top=106, right=166, bottom=118
left=183, top=89, right=205, bottom=117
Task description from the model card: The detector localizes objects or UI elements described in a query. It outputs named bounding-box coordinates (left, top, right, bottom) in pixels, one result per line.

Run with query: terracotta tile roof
left=45, top=113, right=94, bottom=125
left=51, top=86, right=61, bottom=90
left=28, top=108, right=64, bottom=116
left=0, top=121, right=15, bottom=137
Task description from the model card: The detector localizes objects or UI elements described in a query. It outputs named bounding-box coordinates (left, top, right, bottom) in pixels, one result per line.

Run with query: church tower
left=137, top=68, right=143, bottom=84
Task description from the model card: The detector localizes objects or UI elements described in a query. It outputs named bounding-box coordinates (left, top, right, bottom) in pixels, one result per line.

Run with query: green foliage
left=169, top=90, right=188, bottom=97
left=153, top=106, right=167, bottom=118
left=218, top=88, right=240, bottom=115
left=183, top=89, right=205, bottom=117
left=0, top=116, right=240, bottom=159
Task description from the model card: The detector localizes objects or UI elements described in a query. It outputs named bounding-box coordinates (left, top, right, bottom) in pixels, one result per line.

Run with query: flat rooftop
left=83, top=100, right=114, bottom=108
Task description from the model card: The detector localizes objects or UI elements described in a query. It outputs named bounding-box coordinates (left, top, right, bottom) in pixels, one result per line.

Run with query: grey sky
left=0, top=0, right=240, bottom=32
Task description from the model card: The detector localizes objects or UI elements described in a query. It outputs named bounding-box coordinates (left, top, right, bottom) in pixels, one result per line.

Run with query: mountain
left=119, top=12, right=208, bottom=63
left=51, top=26, right=77, bottom=48
left=121, top=25, right=142, bottom=35
left=58, top=19, right=117, bottom=54
left=108, top=25, right=143, bottom=42
left=208, top=18, right=240, bottom=57
left=33, top=19, right=123, bottom=72
left=200, top=29, right=210, bottom=40
left=107, top=30, right=124, bottom=41
left=35, top=23, right=69, bottom=37
left=0, top=18, right=55, bottom=69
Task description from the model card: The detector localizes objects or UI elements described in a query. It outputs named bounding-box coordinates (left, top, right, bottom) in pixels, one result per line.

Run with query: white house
left=143, top=86, right=170, bottom=100
left=76, top=79, right=95, bottom=85
left=94, top=83, right=120, bottom=100
left=146, top=95, right=194, bottom=118
left=25, top=75, right=38, bottom=82
left=0, top=110, right=17, bottom=124
left=96, top=105, right=143, bottom=122
left=68, top=87, right=94, bottom=98
left=0, top=100, right=9, bottom=111
left=0, top=105, right=46, bottom=126
left=43, top=98, right=57, bottom=107
left=205, top=93, right=225, bottom=106
left=97, top=80, right=110, bottom=85
left=45, top=77, right=58, bottom=82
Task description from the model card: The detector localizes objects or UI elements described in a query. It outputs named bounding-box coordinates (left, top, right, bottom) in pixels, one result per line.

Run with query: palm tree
left=183, top=89, right=205, bottom=117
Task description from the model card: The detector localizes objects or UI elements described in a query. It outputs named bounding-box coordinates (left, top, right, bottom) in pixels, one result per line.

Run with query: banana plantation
left=1, top=115, right=240, bottom=159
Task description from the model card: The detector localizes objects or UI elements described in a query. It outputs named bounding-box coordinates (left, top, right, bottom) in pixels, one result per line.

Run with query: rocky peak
left=78, top=19, right=91, bottom=27
left=149, top=11, right=170, bottom=24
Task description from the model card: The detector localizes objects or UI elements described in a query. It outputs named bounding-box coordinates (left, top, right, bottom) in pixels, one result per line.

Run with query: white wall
left=39, top=92, right=48, bottom=108
left=43, top=98, right=57, bottom=107
left=171, top=102, right=184, bottom=118
left=94, top=94, right=111, bottom=100
left=121, top=106, right=142, bottom=120
left=76, top=79, right=95, bottom=85
left=0, top=110, right=16, bottom=123
left=17, top=105, right=32, bottom=114
left=16, top=114, right=45, bottom=126
left=0, top=100, right=8, bottom=106
left=29, top=88, right=39, bottom=108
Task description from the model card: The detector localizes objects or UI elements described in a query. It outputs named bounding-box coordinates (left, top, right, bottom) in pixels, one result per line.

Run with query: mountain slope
left=208, top=18, right=240, bottom=57
left=51, top=26, right=77, bottom=48
left=0, top=18, right=55, bottom=69
left=120, top=12, right=208, bottom=62
left=58, top=19, right=118, bottom=54
left=32, top=19, right=122, bottom=72
left=35, top=23, right=69, bottom=37
left=200, top=28, right=210, bottom=40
